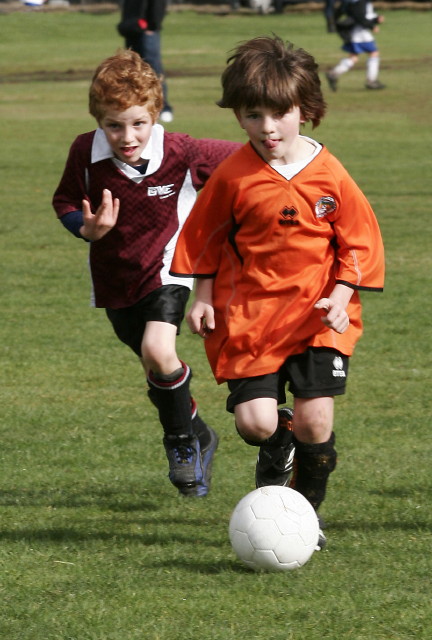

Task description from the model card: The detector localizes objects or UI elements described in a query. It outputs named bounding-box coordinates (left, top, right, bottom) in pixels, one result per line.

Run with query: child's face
left=236, top=105, right=303, bottom=166
left=99, top=104, right=155, bottom=166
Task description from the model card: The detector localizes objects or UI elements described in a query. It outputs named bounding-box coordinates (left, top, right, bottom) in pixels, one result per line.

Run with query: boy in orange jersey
left=170, top=36, right=385, bottom=547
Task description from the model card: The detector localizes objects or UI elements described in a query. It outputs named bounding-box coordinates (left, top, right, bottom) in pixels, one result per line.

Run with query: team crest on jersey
left=279, top=206, right=299, bottom=226
left=147, top=184, right=176, bottom=199
left=315, top=196, right=337, bottom=218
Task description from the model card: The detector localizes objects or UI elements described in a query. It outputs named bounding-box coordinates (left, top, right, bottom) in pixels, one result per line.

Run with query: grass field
left=0, top=4, right=431, bottom=639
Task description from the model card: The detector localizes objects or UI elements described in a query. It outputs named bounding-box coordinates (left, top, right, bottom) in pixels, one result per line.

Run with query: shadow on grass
left=369, top=486, right=432, bottom=498
left=328, top=519, right=430, bottom=533
left=0, top=526, right=223, bottom=546
left=0, top=506, right=428, bottom=543
left=0, top=484, right=232, bottom=553
left=0, top=485, right=169, bottom=511
left=0, top=525, right=245, bottom=573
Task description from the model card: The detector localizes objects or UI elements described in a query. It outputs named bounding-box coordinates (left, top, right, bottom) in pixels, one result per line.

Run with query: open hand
left=80, top=189, right=120, bottom=241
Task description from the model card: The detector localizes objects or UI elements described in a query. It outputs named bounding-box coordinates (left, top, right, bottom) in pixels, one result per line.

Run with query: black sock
left=290, top=432, right=337, bottom=511
left=147, top=363, right=193, bottom=438
left=192, top=412, right=211, bottom=448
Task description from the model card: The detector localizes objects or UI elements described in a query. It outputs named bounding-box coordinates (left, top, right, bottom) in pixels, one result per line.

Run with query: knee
left=237, top=422, right=271, bottom=443
left=141, top=342, right=179, bottom=374
left=234, top=398, right=279, bottom=443
left=235, top=414, right=277, bottom=443
left=293, top=415, right=333, bottom=444
left=141, top=344, right=163, bottom=370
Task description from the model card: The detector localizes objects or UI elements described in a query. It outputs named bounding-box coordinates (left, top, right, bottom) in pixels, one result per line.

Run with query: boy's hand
left=187, top=301, right=215, bottom=338
left=314, top=298, right=350, bottom=334
left=80, top=189, right=120, bottom=241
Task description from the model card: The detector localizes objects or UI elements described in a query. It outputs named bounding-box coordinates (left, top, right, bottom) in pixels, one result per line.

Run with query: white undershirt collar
left=273, top=136, right=322, bottom=180
left=91, top=124, right=165, bottom=182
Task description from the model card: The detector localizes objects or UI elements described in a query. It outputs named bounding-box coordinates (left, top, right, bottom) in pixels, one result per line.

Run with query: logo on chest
left=279, top=206, right=299, bottom=226
left=147, top=184, right=176, bottom=199
left=315, top=196, right=337, bottom=218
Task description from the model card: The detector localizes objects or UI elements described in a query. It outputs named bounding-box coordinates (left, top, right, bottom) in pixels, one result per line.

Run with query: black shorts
left=105, top=284, right=190, bottom=357
left=226, top=347, right=349, bottom=413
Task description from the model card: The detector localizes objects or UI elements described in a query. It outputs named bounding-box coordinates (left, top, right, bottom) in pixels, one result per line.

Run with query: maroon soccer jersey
left=53, top=126, right=240, bottom=308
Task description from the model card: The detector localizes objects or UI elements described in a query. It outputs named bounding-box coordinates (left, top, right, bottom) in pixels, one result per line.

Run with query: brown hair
left=217, top=36, right=326, bottom=128
left=89, top=49, right=164, bottom=122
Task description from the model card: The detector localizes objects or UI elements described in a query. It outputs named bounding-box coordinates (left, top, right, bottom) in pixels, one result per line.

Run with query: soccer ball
left=229, top=486, right=319, bottom=571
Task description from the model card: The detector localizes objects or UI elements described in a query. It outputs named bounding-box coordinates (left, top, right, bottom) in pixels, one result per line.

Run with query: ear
left=234, top=109, right=245, bottom=129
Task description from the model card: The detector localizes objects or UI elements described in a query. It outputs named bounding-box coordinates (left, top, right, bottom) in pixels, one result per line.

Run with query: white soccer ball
left=229, top=486, right=319, bottom=571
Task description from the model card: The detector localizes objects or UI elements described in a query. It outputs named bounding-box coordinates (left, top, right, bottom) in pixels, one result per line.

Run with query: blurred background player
left=52, top=50, right=240, bottom=498
left=118, top=0, right=174, bottom=122
left=171, top=36, right=385, bottom=547
left=326, top=0, right=385, bottom=91
left=324, top=0, right=337, bottom=33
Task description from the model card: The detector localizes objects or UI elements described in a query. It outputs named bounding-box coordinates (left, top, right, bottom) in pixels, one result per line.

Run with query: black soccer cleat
left=255, top=408, right=295, bottom=488
left=326, top=71, right=338, bottom=92
left=315, top=513, right=327, bottom=551
left=365, top=80, right=386, bottom=90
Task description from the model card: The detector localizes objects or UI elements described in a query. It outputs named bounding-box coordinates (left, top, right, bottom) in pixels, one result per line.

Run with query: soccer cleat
left=196, top=425, right=219, bottom=497
left=326, top=71, right=338, bottom=92
left=316, top=528, right=327, bottom=551
left=315, top=513, right=327, bottom=551
left=255, top=407, right=295, bottom=488
left=365, top=80, right=386, bottom=90
left=163, top=434, right=203, bottom=497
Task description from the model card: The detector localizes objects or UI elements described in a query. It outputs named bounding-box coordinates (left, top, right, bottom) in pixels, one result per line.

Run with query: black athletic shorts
left=226, top=347, right=349, bottom=413
left=105, top=284, right=190, bottom=357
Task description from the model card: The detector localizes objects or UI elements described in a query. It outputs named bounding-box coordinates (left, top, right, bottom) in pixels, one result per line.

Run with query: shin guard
left=147, top=362, right=193, bottom=437
left=290, top=432, right=337, bottom=511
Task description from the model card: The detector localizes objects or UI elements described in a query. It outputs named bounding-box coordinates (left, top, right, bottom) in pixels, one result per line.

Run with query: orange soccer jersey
left=171, top=142, right=385, bottom=383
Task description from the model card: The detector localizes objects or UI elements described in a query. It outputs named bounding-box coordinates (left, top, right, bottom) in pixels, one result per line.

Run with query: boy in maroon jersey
left=52, top=49, right=240, bottom=497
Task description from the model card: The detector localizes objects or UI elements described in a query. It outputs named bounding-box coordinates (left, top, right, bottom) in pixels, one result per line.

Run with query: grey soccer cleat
left=163, top=434, right=204, bottom=496
left=163, top=426, right=219, bottom=497
left=196, top=425, right=219, bottom=497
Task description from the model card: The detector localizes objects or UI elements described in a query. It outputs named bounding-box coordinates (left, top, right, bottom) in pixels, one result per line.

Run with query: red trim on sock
left=148, top=361, right=191, bottom=390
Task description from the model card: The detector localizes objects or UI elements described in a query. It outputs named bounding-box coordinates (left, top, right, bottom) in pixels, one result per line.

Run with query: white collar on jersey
left=272, top=136, right=322, bottom=181
left=91, top=124, right=165, bottom=178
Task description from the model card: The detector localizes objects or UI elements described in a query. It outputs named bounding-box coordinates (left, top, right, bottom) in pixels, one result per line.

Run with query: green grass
left=1, top=4, right=431, bottom=639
